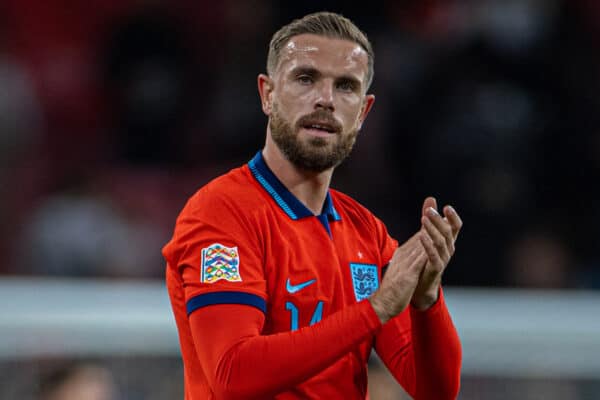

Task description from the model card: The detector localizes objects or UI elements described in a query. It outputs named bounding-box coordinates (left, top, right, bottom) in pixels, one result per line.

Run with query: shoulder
left=163, top=165, right=267, bottom=271
left=330, top=189, right=398, bottom=262
left=179, top=165, right=265, bottom=225
left=330, top=188, right=393, bottom=238
left=329, top=189, right=378, bottom=225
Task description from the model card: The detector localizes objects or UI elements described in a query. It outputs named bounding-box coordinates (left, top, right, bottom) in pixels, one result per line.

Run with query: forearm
left=375, top=289, right=461, bottom=400
left=410, top=289, right=462, bottom=399
left=190, top=300, right=381, bottom=399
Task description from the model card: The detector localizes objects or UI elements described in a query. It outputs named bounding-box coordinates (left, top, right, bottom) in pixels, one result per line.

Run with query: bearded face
left=269, top=102, right=359, bottom=172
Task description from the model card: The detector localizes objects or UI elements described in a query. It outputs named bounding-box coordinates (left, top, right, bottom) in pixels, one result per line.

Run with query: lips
left=298, top=114, right=341, bottom=134
left=302, top=121, right=337, bottom=133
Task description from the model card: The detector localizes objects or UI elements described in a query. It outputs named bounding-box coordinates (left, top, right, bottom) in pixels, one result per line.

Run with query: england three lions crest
left=201, top=243, right=242, bottom=283
left=350, top=263, right=379, bottom=301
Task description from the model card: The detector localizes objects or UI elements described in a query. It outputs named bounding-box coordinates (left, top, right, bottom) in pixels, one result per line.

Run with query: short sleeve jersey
left=163, top=152, right=399, bottom=399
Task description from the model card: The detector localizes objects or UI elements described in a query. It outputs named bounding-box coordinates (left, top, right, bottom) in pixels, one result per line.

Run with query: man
left=163, top=11, right=462, bottom=400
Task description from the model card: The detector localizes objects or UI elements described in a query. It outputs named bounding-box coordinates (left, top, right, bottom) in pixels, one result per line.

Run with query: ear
left=357, top=94, right=375, bottom=130
left=258, top=74, right=274, bottom=116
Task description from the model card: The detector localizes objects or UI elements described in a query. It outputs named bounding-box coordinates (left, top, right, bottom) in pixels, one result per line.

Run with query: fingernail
left=428, top=207, right=438, bottom=216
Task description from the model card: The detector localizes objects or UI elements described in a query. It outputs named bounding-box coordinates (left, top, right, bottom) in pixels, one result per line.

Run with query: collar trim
left=248, top=151, right=341, bottom=222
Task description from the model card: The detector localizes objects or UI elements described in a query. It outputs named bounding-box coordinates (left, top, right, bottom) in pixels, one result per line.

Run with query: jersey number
left=285, top=301, right=324, bottom=331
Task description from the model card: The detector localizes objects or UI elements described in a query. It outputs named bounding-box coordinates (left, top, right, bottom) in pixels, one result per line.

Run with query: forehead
left=277, top=33, right=369, bottom=79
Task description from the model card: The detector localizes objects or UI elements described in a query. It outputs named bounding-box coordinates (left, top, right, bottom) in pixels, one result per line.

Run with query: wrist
left=411, top=286, right=440, bottom=311
left=369, top=295, right=392, bottom=324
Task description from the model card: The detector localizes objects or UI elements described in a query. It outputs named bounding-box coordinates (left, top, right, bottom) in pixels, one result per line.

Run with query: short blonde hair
left=267, top=12, right=374, bottom=90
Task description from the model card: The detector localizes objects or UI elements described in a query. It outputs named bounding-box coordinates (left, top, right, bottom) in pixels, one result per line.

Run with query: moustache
left=296, top=110, right=342, bottom=134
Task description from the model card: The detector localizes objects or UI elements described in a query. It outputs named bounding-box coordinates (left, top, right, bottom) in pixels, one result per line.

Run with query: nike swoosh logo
left=286, top=278, right=316, bottom=294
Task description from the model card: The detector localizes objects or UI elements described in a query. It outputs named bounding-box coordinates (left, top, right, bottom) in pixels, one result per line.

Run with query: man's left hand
left=411, top=197, right=462, bottom=310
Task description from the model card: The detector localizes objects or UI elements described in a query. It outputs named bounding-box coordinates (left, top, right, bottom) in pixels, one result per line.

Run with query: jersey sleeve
left=190, top=299, right=381, bottom=399
left=374, top=288, right=462, bottom=400
left=162, top=190, right=267, bottom=316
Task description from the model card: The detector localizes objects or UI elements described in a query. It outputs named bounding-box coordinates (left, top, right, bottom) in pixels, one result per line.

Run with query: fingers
left=413, top=198, right=460, bottom=310
left=421, top=196, right=437, bottom=217
left=419, top=230, right=443, bottom=270
left=422, top=207, right=453, bottom=257
left=408, top=246, right=428, bottom=274
left=390, top=231, right=423, bottom=261
left=390, top=238, right=424, bottom=269
left=421, top=197, right=462, bottom=242
left=371, top=243, right=428, bottom=323
left=443, top=205, right=463, bottom=240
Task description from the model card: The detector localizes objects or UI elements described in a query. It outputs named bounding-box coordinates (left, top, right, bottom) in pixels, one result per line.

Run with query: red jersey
left=163, top=151, right=461, bottom=400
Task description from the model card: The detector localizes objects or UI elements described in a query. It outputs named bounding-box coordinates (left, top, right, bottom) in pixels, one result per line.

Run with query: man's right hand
left=369, top=234, right=428, bottom=324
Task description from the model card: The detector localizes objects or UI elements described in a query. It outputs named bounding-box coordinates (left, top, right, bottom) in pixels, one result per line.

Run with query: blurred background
left=1, top=0, right=599, bottom=398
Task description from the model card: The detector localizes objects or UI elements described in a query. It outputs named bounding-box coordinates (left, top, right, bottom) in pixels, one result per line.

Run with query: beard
left=269, top=104, right=359, bottom=172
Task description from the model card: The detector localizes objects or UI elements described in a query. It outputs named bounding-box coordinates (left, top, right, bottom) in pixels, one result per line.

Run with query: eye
left=337, top=80, right=357, bottom=92
left=297, top=75, right=313, bottom=85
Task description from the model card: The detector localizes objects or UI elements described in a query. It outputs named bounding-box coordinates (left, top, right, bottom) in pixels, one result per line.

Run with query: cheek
left=273, top=95, right=293, bottom=118
left=277, top=92, right=312, bottom=123
left=339, top=96, right=363, bottom=115
left=284, top=85, right=316, bottom=108
left=338, top=92, right=363, bottom=110
left=339, top=100, right=365, bottom=127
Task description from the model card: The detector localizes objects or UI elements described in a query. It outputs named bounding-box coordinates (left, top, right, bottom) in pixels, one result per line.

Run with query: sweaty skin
left=272, top=33, right=371, bottom=135
left=259, top=34, right=375, bottom=214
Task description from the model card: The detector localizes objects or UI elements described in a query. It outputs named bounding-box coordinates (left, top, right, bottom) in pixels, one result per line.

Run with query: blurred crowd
left=1, top=0, right=600, bottom=289
left=3, top=2, right=600, bottom=399
left=3, top=357, right=598, bottom=400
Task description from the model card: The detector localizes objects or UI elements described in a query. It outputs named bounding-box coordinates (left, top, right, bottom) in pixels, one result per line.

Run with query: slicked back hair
left=267, top=12, right=374, bottom=91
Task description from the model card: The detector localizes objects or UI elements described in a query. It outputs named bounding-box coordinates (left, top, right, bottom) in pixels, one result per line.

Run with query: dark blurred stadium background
left=1, top=0, right=600, bottom=399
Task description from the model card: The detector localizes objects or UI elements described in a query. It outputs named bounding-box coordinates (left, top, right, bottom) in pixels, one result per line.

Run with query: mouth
left=300, top=121, right=339, bottom=137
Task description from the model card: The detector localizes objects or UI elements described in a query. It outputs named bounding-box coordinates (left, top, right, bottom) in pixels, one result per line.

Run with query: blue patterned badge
left=350, top=263, right=379, bottom=301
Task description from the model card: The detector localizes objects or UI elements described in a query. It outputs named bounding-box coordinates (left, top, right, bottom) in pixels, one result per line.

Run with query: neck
left=262, top=136, right=333, bottom=216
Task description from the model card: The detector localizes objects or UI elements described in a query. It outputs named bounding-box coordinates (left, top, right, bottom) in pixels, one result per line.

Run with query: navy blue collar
left=248, top=151, right=341, bottom=222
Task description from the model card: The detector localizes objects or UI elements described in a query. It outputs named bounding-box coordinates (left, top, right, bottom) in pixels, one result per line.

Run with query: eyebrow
left=336, top=75, right=362, bottom=91
left=290, top=66, right=363, bottom=90
left=290, top=66, right=321, bottom=78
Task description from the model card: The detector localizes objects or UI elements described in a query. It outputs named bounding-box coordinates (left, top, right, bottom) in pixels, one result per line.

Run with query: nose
left=315, top=80, right=334, bottom=112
